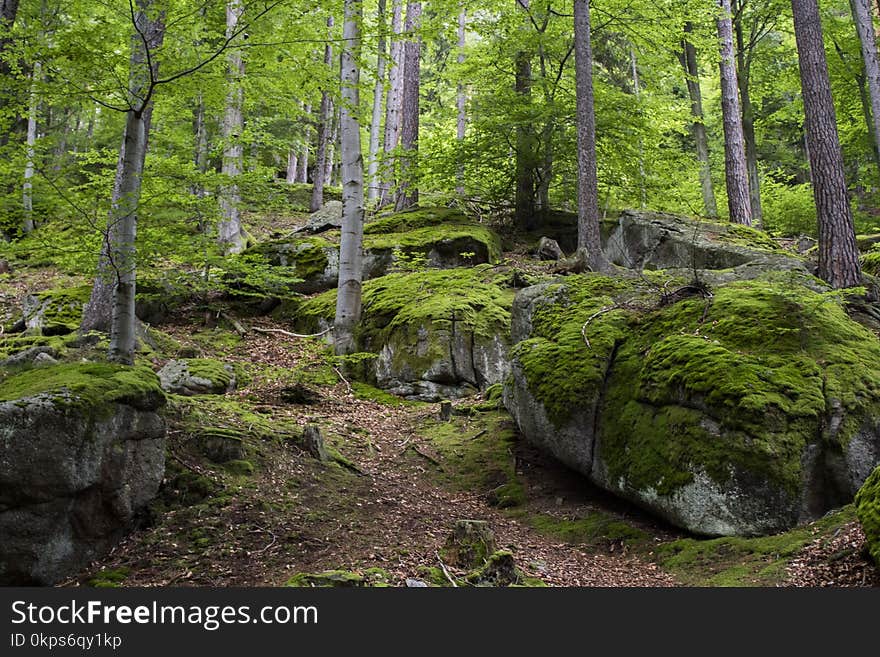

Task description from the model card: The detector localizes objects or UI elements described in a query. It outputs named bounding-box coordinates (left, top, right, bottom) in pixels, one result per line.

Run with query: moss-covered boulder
left=855, top=466, right=880, bottom=566
left=504, top=272, right=880, bottom=536
left=157, top=358, right=237, bottom=396
left=0, top=363, right=166, bottom=584
left=285, top=568, right=392, bottom=587
left=294, top=265, right=514, bottom=400
left=14, top=285, right=91, bottom=336
left=245, top=236, right=339, bottom=295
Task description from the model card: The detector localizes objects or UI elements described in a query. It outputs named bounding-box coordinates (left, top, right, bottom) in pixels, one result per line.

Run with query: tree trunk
left=380, top=0, right=404, bottom=206
left=22, top=60, right=39, bottom=234
left=716, top=0, right=752, bottom=225
left=573, top=0, right=608, bottom=271
left=311, top=16, right=335, bottom=212
left=81, top=2, right=164, bottom=338
left=286, top=149, right=298, bottom=183
left=367, top=0, right=387, bottom=203
left=0, top=0, right=20, bottom=148
left=334, top=0, right=365, bottom=356
left=395, top=1, right=421, bottom=211
left=679, top=23, right=718, bottom=218
left=514, top=0, right=536, bottom=230
left=218, top=0, right=246, bottom=254
left=325, top=102, right=338, bottom=186
left=456, top=6, right=466, bottom=196
left=735, top=12, right=763, bottom=227
left=298, top=103, right=311, bottom=183
left=631, top=46, right=647, bottom=210
left=791, top=0, right=861, bottom=288
left=852, top=0, right=880, bottom=176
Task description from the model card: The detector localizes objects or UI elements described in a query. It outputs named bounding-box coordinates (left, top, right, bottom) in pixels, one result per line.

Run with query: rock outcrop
left=856, top=465, right=880, bottom=567
left=157, top=359, right=237, bottom=396
left=0, top=363, right=166, bottom=584
left=504, top=272, right=880, bottom=536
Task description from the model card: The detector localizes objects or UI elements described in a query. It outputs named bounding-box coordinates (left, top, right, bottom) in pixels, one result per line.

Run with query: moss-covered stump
left=293, top=265, right=514, bottom=400
left=855, top=466, right=880, bottom=567
left=157, top=359, right=237, bottom=396
left=0, top=363, right=166, bottom=584
left=504, top=272, right=880, bottom=536
left=440, top=519, right=496, bottom=569
left=285, top=568, right=392, bottom=587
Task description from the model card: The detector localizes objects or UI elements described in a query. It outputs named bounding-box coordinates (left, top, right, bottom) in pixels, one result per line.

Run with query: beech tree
left=395, top=0, right=420, bottom=210
left=366, top=0, right=387, bottom=203
left=791, top=0, right=861, bottom=288
left=311, top=15, right=335, bottom=212
left=851, top=0, right=880, bottom=174
left=334, top=0, right=365, bottom=355
left=218, top=0, right=246, bottom=254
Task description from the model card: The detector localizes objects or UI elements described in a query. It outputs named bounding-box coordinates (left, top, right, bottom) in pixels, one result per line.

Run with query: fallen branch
left=332, top=366, right=353, bottom=393
left=251, top=326, right=332, bottom=339
left=581, top=305, right=618, bottom=349
left=436, top=553, right=459, bottom=588
left=218, top=312, right=248, bottom=336
left=411, top=444, right=442, bottom=467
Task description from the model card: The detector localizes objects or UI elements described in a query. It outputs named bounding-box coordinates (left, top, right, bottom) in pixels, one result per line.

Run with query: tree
left=311, top=15, right=335, bottom=212
left=456, top=4, right=466, bottom=196
left=366, top=0, right=387, bottom=203
left=717, top=0, right=752, bottom=225
left=0, top=0, right=20, bottom=148
left=334, top=0, right=365, bottom=356
left=218, top=0, right=246, bottom=254
left=791, top=0, right=861, bottom=288
left=380, top=0, right=404, bottom=206
left=514, top=0, right=535, bottom=230
left=395, top=0, right=420, bottom=210
left=679, top=22, right=719, bottom=218
left=573, top=0, right=608, bottom=271
left=851, top=0, right=880, bottom=175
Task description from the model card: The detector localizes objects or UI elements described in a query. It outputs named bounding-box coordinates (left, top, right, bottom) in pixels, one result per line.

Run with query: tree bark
left=395, top=1, right=421, bottom=211
left=734, top=13, right=763, bottom=226
left=286, top=149, right=298, bottom=183
left=514, top=0, right=536, bottom=230
left=297, top=102, right=311, bottom=183
left=22, top=60, right=39, bottom=234
left=218, top=0, right=246, bottom=254
left=334, top=0, right=365, bottom=356
left=456, top=6, right=466, bottom=196
left=325, top=102, right=338, bottom=186
left=81, top=2, right=164, bottom=342
left=380, top=0, right=404, bottom=206
left=573, top=0, right=608, bottom=271
left=679, top=23, right=718, bottom=218
left=0, top=0, right=20, bottom=148
left=631, top=46, right=647, bottom=210
left=366, top=0, right=387, bottom=203
left=852, top=0, right=880, bottom=175
left=717, top=0, right=752, bottom=226
left=311, top=16, right=335, bottom=212
left=791, top=0, right=861, bottom=288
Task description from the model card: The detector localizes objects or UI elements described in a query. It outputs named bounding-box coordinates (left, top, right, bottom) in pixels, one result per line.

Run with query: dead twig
left=251, top=326, right=332, bottom=339
left=581, top=305, right=618, bottom=349
left=409, top=444, right=442, bottom=467
left=218, top=311, right=248, bottom=336
left=332, top=366, right=353, bottom=393
left=436, top=552, right=459, bottom=588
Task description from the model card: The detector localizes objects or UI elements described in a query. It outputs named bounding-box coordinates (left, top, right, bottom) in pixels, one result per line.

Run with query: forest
left=1, top=0, right=880, bottom=588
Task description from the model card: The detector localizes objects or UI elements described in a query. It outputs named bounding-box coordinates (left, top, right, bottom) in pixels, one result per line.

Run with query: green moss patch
left=855, top=466, right=880, bottom=567
left=364, top=207, right=469, bottom=235
left=0, top=362, right=165, bottom=414
left=523, top=511, right=649, bottom=548
left=86, top=567, right=130, bottom=588
left=364, top=224, right=502, bottom=265
left=285, top=568, right=391, bottom=587
left=513, top=272, right=880, bottom=497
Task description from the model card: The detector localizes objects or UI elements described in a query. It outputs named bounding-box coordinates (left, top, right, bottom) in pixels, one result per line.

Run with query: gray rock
left=0, top=346, right=59, bottom=368
left=198, top=429, right=247, bottom=463
left=405, top=578, right=429, bottom=587
left=0, top=381, right=165, bottom=585
left=157, top=359, right=236, bottom=396
left=295, top=200, right=343, bottom=234
left=535, top=237, right=564, bottom=261
left=32, top=352, right=58, bottom=366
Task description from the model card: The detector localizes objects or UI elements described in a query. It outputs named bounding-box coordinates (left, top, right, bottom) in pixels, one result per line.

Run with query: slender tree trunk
left=325, top=102, right=338, bottom=186
left=573, top=0, right=608, bottom=271
left=680, top=23, right=718, bottom=218
left=0, top=0, right=20, bottom=148
left=81, top=2, right=164, bottom=340
left=286, top=149, right=298, bottom=183
left=735, top=13, right=763, bottom=227
left=22, top=60, right=39, bottom=234
left=716, top=0, right=752, bottom=225
left=380, top=0, right=404, bottom=206
left=366, top=0, right=387, bottom=203
left=218, top=0, right=246, bottom=254
left=395, top=1, right=421, bottom=210
left=852, top=0, right=880, bottom=176
left=791, top=0, right=861, bottom=288
left=298, top=103, right=311, bottom=183
left=456, top=6, right=466, bottom=196
left=631, top=46, right=647, bottom=210
left=192, top=92, right=208, bottom=211
left=311, top=16, right=335, bottom=212
left=335, top=0, right=365, bottom=356
left=856, top=72, right=880, bottom=168
left=514, top=0, right=536, bottom=230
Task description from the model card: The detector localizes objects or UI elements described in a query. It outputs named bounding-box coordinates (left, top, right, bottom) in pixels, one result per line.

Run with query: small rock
left=535, top=236, right=564, bottom=261
left=157, top=359, right=236, bottom=396
left=0, top=346, right=58, bottom=368
left=303, top=424, right=329, bottom=462
left=440, top=519, right=496, bottom=569
left=465, top=550, right=518, bottom=587
left=295, top=200, right=344, bottom=234
left=405, top=578, right=428, bottom=588
left=32, top=352, right=58, bottom=366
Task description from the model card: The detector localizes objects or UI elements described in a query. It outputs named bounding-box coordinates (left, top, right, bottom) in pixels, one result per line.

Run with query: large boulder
left=9, top=285, right=91, bottom=336
left=295, top=200, right=343, bottom=234
left=0, top=363, right=166, bottom=584
left=855, top=465, right=880, bottom=567
left=157, top=358, right=237, bottom=396
left=293, top=265, right=514, bottom=401
left=504, top=271, right=880, bottom=536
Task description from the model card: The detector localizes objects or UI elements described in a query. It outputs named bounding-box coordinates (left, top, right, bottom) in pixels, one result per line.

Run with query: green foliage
left=760, top=176, right=817, bottom=237
left=855, top=466, right=880, bottom=567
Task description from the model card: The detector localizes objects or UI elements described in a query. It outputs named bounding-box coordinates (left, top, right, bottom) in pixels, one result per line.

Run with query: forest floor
left=4, top=200, right=879, bottom=588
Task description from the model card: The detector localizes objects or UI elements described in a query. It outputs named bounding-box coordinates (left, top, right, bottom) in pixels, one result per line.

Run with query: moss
left=86, top=567, right=130, bottom=588
left=182, top=358, right=239, bottom=391
left=222, top=459, right=255, bottom=476
left=716, top=223, right=787, bottom=253
left=861, top=250, right=880, bottom=277
left=351, top=381, right=419, bottom=406
left=25, top=285, right=92, bottom=335
left=297, top=265, right=514, bottom=354
left=364, top=224, right=503, bottom=265
left=285, top=568, right=391, bottom=587
left=513, top=272, right=880, bottom=497
left=655, top=506, right=857, bottom=586
left=0, top=362, right=165, bottom=415
left=855, top=465, right=880, bottom=566
left=524, top=511, right=649, bottom=547
left=364, top=207, right=469, bottom=235
left=420, top=411, right=524, bottom=508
